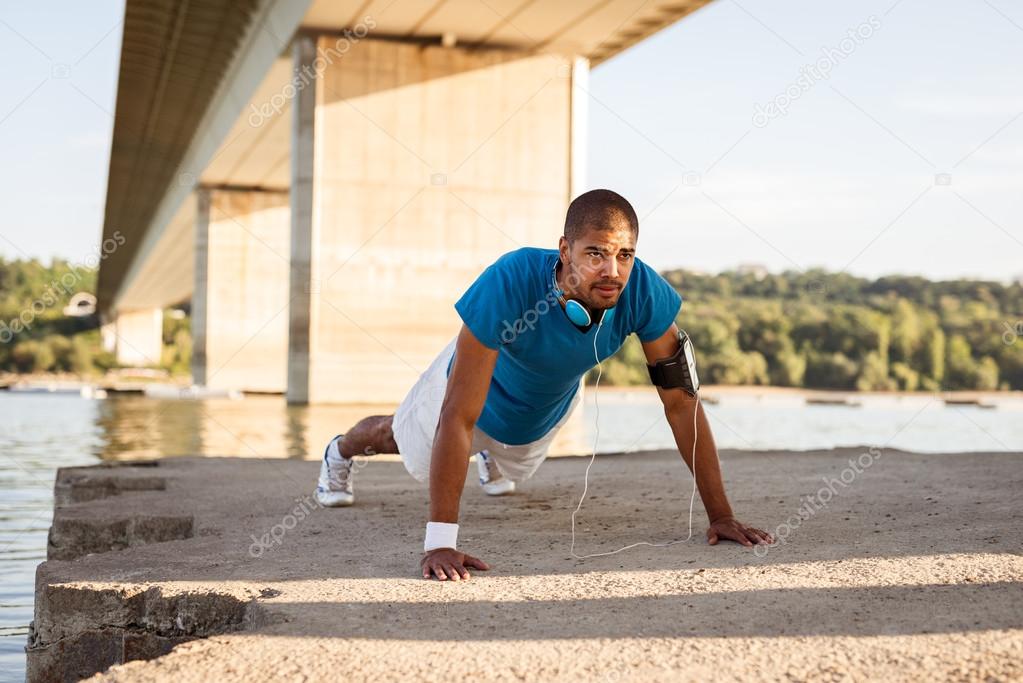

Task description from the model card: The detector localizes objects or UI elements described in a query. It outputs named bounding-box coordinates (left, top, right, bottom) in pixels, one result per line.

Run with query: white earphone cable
left=570, top=317, right=700, bottom=559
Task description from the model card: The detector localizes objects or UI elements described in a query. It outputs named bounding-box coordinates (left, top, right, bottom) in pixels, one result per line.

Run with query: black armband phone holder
left=647, top=329, right=700, bottom=396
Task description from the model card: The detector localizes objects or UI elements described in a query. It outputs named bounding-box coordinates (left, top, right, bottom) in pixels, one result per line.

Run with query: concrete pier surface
left=29, top=447, right=1023, bottom=682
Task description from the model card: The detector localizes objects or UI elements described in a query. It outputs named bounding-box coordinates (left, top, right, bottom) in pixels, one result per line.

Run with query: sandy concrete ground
left=31, top=445, right=1023, bottom=682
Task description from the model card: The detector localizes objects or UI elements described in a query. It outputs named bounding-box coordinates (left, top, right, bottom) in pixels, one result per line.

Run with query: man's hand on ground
left=707, top=516, right=774, bottom=548
left=421, top=548, right=490, bottom=581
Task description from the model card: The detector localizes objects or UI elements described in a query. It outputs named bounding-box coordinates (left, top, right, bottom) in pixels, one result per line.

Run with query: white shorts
left=392, top=336, right=583, bottom=484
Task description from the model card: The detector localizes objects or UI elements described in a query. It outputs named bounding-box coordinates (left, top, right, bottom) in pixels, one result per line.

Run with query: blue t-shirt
left=448, top=247, right=683, bottom=445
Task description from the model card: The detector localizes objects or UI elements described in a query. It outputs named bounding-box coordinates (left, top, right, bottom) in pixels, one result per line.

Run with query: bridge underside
left=98, top=0, right=713, bottom=404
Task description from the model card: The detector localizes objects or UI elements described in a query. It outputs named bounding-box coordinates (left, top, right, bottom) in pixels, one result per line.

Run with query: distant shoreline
left=594, top=384, right=1023, bottom=401
left=2, top=371, right=1021, bottom=402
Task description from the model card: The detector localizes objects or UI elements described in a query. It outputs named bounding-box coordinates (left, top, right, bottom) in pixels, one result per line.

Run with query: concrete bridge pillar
left=286, top=33, right=588, bottom=406
left=191, top=187, right=290, bottom=393
left=112, top=308, right=163, bottom=367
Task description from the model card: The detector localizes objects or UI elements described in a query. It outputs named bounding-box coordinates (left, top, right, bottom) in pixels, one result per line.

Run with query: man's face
left=559, top=223, right=637, bottom=311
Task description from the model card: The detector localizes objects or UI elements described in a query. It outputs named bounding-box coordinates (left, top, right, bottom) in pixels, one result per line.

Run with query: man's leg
left=316, top=414, right=399, bottom=507
left=475, top=382, right=585, bottom=485
left=322, top=334, right=463, bottom=490
left=337, top=415, right=399, bottom=458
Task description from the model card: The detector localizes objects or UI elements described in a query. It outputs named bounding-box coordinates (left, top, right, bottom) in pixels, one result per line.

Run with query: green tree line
left=3, top=257, right=1022, bottom=390
left=0, top=258, right=190, bottom=376
left=0, top=257, right=111, bottom=374
left=593, top=267, right=1023, bottom=391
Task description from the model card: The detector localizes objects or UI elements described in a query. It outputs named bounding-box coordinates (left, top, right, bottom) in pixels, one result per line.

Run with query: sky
left=0, top=0, right=1021, bottom=283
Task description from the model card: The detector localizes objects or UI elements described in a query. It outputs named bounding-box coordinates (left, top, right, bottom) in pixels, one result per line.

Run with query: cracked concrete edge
left=47, top=515, right=196, bottom=561
left=46, top=461, right=200, bottom=562
left=54, top=461, right=166, bottom=506
left=26, top=582, right=280, bottom=682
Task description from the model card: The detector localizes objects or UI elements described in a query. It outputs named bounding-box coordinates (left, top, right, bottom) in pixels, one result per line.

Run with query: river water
left=2, top=389, right=1021, bottom=680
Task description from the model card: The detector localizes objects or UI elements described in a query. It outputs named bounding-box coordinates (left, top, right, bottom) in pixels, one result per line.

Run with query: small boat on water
left=6, top=382, right=107, bottom=399
left=142, top=384, right=243, bottom=400
left=943, top=397, right=997, bottom=409
left=806, top=395, right=862, bottom=407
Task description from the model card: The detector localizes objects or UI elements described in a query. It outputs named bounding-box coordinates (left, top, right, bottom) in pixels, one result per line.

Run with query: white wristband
left=424, top=521, right=458, bottom=552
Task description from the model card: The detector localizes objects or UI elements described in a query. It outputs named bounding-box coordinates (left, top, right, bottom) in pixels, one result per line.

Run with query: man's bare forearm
left=428, top=413, right=474, bottom=523
left=665, top=397, right=734, bottom=522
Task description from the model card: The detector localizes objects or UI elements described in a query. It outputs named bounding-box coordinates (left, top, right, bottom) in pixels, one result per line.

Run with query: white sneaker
left=476, top=450, right=515, bottom=496
left=315, top=434, right=355, bottom=507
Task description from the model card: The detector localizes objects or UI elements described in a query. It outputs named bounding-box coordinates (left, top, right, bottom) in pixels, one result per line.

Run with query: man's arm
left=641, top=323, right=773, bottom=547
left=421, top=323, right=499, bottom=581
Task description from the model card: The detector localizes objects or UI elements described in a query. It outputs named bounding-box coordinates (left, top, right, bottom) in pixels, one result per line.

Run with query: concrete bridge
left=97, top=0, right=712, bottom=404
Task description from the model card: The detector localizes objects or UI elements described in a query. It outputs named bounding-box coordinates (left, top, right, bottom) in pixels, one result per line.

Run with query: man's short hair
left=563, top=189, right=639, bottom=244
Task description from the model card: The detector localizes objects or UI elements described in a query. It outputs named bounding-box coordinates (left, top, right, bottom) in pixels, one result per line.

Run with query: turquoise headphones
left=551, top=258, right=612, bottom=328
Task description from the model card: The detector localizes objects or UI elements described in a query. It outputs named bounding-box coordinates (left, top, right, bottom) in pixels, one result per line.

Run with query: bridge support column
left=112, top=308, right=163, bottom=367
left=286, top=34, right=587, bottom=405
left=191, top=187, right=290, bottom=393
